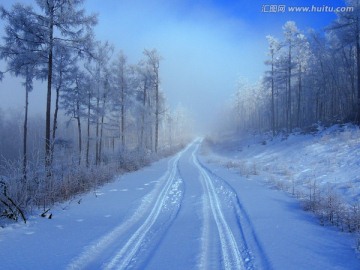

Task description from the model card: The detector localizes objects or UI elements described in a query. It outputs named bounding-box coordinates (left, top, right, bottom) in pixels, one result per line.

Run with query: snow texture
left=0, top=134, right=359, bottom=269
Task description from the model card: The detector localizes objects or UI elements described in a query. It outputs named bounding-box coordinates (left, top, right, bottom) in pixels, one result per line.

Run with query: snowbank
left=205, top=124, right=360, bottom=241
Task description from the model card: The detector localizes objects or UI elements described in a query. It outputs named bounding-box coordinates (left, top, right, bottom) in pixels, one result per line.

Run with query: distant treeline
left=221, top=1, right=360, bottom=135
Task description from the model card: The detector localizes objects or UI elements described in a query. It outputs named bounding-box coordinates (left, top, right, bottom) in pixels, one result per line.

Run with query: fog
left=0, top=0, right=343, bottom=132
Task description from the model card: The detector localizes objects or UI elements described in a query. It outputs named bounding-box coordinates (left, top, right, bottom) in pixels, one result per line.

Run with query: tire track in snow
left=192, top=142, right=246, bottom=270
left=199, top=194, right=211, bottom=269
left=67, top=145, right=189, bottom=270
left=200, top=163, right=272, bottom=270
left=103, top=148, right=184, bottom=269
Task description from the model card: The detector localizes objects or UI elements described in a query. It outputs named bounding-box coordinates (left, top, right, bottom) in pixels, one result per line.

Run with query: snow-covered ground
left=0, top=136, right=359, bottom=269
left=207, top=124, right=360, bottom=204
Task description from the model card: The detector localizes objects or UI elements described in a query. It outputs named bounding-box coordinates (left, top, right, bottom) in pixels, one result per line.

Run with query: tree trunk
left=99, top=94, right=107, bottom=165
left=51, top=84, right=60, bottom=164
left=141, top=79, right=147, bottom=150
left=155, top=76, right=159, bottom=153
left=356, top=19, right=360, bottom=124
left=99, top=114, right=104, bottom=164
left=288, top=44, right=292, bottom=133
left=121, top=82, right=125, bottom=149
left=45, top=10, right=54, bottom=172
left=23, top=82, right=29, bottom=181
left=86, top=91, right=91, bottom=167
left=297, top=63, right=302, bottom=128
left=77, top=118, right=82, bottom=165
left=76, top=99, right=82, bottom=165
left=271, top=53, right=275, bottom=136
left=95, top=95, right=100, bottom=166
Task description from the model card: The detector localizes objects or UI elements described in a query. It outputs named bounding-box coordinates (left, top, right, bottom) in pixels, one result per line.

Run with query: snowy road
left=193, top=143, right=249, bottom=270
left=0, top=139, right=359, bottom=269
left=67, top=146, right=187, bottom=269
left=68, top=139, right=257, bottom=269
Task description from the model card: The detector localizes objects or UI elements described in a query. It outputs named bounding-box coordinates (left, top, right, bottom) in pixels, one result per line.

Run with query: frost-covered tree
left=264, top=22, right=312, bottom=132
left=330, top=0, right=360, bottom=122
left=0, top=3, right=45, bottom=180
left=265, top=35, right=281, bottom=136
left=229, top=78, right=268, bottom=132
left=0, top=2, right=185, bottom=223
left=282, top=21, right=299, bottom=132
left=143, top=49, right=162, bottom=153
left=292, top=33, right=312, bottom=128
left=51, top=44, right=78, bottom=163
left=60, top=66, right=87, bottom=165
left=133, top=59, right=154, bottom=151
left=84, top=41, right=113, bottom=165
left=82, top=65, right=95, bottom=167
left=1, top=0, right=97, bottom=170
left=112, top=51, right=130, bottom=149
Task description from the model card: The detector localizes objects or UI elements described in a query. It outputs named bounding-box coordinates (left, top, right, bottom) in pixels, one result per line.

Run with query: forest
left=219, top=2, right=360, bottom=136
left=0, top=0, right=359, bottom=225
left=0, top=0, right=192, bottom=223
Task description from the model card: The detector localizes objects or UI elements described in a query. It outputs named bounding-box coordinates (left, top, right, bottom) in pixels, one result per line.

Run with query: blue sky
left=0, top=0, right=348, bottom=131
